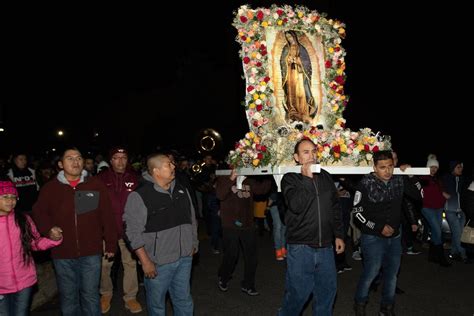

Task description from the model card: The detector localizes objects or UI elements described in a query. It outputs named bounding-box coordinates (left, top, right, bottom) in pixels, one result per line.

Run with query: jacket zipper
left=73, top=186, right=80, bottom=256
left=153, top=232, right=158, bottom=256
left=6, top=217, right=19, bottom=292
left=313, top=178, right=322, bottom=247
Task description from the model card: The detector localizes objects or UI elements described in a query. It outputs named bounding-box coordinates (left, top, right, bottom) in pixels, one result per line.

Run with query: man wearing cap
left=97, top=147, right=142, bottom=313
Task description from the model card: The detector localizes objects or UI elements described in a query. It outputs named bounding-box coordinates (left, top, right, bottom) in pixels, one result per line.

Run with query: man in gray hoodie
left=123, top=153, right=198, bottom=316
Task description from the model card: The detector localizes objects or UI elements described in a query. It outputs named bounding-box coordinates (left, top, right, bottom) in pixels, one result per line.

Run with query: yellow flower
left=339, top=28, right=345, bottom=35
left=238, top=32, right=244, bottom=37
left=260, top=81, right=266, bottom=86
left=251, top=52, right=257, bottom=59
left=341, top=144, right=347, bottom=152
left=245, top=140, right=251, bottom=146
left=328, top=47, right=334, bottom=54
left=262, top=21, right=268, bottom=28
left=253, top=94, right=260, bottom=100
left=340, top=95, right=346, bottom=100
left=249, top=103, right=256, bottom=109
left=245, top=37, right=251, bottom=43
left=336, top=68, right=343, bottom=75
left=259, top=94, right=266, bottom=100
left=277, top=20, right=283, bottom=26
left=334, top=152, right=340, bottom=159
left=248, top=131, right=255, bottom=139
left=332, top=104, right=339, bottom=112
left=357, top=144, right=364, bottom=151
left=252, top=159, right=260, bottom=166
left=298, top=11, right=304, bottom=18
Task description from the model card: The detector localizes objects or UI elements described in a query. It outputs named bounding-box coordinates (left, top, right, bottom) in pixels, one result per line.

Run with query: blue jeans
left=144, top=256, right=193, bottom=316
left=445, top=211, right=466, bottom=258
left=269, top=206, right=286, bottom=250
left=53, top=255, right=101, bottom=316
left=355, top=233, right=402, bottom=306
left=0, top=286, right=33, bottom=316
left=421, top=208, right=443, bottom=245
left=279, top=244, right=337, bottom=316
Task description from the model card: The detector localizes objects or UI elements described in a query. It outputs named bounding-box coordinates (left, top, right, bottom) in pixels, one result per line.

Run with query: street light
left=57, top=130, right=64, bottom=137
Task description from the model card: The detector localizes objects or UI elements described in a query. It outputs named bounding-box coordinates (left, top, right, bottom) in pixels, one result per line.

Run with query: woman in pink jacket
left=0, top=181, right=62, bottom=315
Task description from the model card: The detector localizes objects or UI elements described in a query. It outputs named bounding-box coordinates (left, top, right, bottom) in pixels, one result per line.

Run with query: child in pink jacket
left=0, top=181, right=63, bottom=315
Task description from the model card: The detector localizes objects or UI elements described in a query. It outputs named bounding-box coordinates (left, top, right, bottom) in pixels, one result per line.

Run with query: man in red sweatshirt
left=33, top=146, right=117, bottom=316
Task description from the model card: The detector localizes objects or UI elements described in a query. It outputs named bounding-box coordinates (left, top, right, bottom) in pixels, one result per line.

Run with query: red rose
left=256, top=104, right=263, bottom=111
left=257, top=153, right=263, bottom=160
left=372, top=146, right=379, bottom=152
left=277, top=9, right=284, bottom=16
left=260, top=44, right=266, bottom=50
left=256, top=62, right=262, bottom=67
left=263, top=76, right=270, bottom=83
left=243, top=57, right=250, bottom=64
left=260, top=145, right=267, bottom=152
left=335, top=76, right=345, bottom=85
left=247, top=85, right=254, bottom=92
left=335, top=47, right=341, bottom=52
left=261, top=50, right=267, bottom=56
left=364, top=144, right=370, bottom=152
left=235, top=142, right=240, bottom=149
left=240, top=16, right=248, bottom=23
left=333, top=145, right=341, bottom=153
left=241, top=36, right=247, bottom=41
left=283, top=18, right=288, bottom=23
left=257, top=10, right=264, bottom=20
left=325, top=60, right=332, bottom=68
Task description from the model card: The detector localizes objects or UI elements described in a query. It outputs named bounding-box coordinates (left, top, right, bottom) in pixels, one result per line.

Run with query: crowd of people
left=0, top=144, right=473, bottom=316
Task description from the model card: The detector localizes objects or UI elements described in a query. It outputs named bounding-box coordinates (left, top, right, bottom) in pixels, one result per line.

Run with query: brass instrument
left=191, top=128, right=222, bottom=175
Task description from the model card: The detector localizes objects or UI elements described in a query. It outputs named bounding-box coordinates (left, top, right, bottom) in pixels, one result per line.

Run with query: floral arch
left=228, top=5, right=391, bottom=168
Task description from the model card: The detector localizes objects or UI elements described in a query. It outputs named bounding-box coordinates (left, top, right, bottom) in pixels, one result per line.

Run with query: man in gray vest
left=123, top=153, right=198, bottom=316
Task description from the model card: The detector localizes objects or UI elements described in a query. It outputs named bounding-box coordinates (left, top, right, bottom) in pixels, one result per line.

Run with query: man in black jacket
left=353, top=150, right=422, bottom=316
left=278, top=139, right=344, bottom=316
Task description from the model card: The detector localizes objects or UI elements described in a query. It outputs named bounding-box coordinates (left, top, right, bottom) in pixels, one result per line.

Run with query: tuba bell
left=191, top=128, right=222, bottom=174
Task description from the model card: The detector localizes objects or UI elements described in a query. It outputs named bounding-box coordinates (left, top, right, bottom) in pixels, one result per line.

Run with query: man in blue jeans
left=33, top=147, right=118, bottom=315
left=124, top=153, right=199, bottom=316
left=279, top=139, right=345, bottom=316
left=353, top=150, right=422, bottom=316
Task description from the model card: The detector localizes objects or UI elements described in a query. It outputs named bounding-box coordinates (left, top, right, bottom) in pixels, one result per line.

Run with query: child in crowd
left=0, top=180, right=63, bottom=315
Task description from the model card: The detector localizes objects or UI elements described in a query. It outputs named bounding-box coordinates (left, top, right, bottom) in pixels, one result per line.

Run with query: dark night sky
left=1, top=1, right=471, bottom=168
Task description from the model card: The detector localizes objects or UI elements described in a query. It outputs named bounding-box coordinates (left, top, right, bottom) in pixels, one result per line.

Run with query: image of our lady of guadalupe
left=280, top=30, right=316, bottom=124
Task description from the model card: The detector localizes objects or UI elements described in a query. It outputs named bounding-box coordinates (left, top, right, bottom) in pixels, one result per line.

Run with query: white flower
left=273, top=13, right=279, bottom=19
left=366, top=153, right=373, bottom=161
left=255, top=99, right=262, bottom=105
left=315, top=24, right=321, bottom=32
left=251, top=68, right=258, bottom=74
left=249, top=77, right=255, bottom=84
left=256, top=53, right=262, bottom=60
left=259, top=85, right=266, bottom=92
left=252, top=112, right=262, bottom=120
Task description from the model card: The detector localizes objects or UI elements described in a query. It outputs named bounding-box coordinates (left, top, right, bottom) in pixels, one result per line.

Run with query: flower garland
left=233, top=4, right=348, bottom=130
left=229, top=5, right=391, bottom=168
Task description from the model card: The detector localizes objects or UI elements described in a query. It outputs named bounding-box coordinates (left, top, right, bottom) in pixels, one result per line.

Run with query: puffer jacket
left=0, top=211, right=61, bottom=294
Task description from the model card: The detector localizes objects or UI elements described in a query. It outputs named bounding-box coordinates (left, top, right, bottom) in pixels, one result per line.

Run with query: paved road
left=32, top=225, right=474, bottom=316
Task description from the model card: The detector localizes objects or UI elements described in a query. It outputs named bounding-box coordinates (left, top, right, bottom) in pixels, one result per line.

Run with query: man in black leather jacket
left=278, top=138, right=344, bottom=316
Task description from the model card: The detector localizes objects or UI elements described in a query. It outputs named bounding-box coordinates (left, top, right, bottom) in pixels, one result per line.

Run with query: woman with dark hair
left=0, top=180, right=62, bottom=315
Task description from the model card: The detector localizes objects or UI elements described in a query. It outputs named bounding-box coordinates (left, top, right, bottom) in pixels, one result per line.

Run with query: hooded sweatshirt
left=32, top=170, right=117, bottom=259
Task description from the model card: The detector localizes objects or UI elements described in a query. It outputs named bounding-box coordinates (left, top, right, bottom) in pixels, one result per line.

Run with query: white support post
left=215, top=165, right=430, bottom=191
